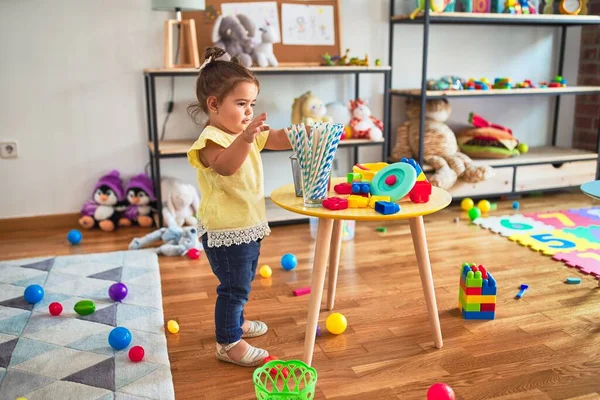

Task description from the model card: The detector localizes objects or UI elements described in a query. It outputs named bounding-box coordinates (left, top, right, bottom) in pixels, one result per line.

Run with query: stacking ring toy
left=370, top=162, right=417, bottom=201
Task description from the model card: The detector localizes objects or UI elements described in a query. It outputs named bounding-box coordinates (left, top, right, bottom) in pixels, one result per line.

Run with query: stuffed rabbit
left=211, top=14, right=255, bottom=68
left=253, top=23, right=278, bottom=67
left=161, top=177, right=199, bottom=227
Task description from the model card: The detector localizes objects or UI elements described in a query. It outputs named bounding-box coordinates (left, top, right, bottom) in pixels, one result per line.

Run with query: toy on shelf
left=79, top=170, right=126, bottom=232
left=128, top=221, right=202, bottom=257
left=391, top=98, right=494, bottom=190
left=427, top=76, right=465, bottom=91
left=252, top=23, right=278, bottom=67
left=291, top=91, right=333, bottom=126
left=457, top=112, right=528, bottom=159
left=544, top=0, right=585, bottom=15
left=211, top=14, right=255, bottom=68
left=465, top=78, right=491, bottom=90
left=458, top=263, right=497, bottom=320
left=348, top=99, right=384, bottom=141
left=444, top=0, right=474, bottom=12
left=504, top=0, right=536, bottom=13
left=325, top=101, right=353, bottom=140
left=320, top=48, right=369, bottom=66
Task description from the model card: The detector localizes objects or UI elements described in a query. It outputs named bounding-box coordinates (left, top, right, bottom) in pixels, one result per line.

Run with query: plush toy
left=348, top=98, right=383, bottom=141
left=390, top=99, right=494, bottom=190
left=291, top=91, right=333, bottom=126
left=211, top=14, right=255, bottom=68
left=161, top=177, right=199, bottom=227
left=325, top=101, right=353, bottom=140
left=128, top=221, right=201, bottom=257
left=252, top=23, right=278, bottom=67
left=79, top=170, right=125, bottom=232
left=119, top=173, right=157, bottom=228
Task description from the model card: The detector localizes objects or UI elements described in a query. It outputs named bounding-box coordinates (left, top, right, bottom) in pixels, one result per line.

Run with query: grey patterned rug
left=0, top=250, right=174, bottom=400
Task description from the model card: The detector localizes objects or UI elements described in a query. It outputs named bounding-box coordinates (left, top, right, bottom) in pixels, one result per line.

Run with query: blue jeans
left=202, top=234, right=261, bottom=344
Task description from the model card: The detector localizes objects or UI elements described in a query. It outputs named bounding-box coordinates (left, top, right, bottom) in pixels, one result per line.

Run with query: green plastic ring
left=371, top=162, right=417, bottom=201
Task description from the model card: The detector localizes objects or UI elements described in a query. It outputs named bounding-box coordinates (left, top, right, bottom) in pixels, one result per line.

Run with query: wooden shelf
left=390, top=86, right=600, bottom=99
left=148, top=138, right=384, bottom=157
left=392, top=12, right=600, bottom=26
left=144, top=65, right=391, bottom=75
left=421, top=146, right=598, bottom=172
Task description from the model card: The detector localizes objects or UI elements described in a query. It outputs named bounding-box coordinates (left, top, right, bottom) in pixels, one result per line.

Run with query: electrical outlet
left=0, top=141, right=18, bottom=159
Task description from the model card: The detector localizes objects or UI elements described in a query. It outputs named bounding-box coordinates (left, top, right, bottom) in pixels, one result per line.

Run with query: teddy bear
left=211, top=14, right=255, bottom=68
left=291, top=91, right=333, bottom=126
left=390, top=98, right=494, bottom=190
left=348, top=98, right=383, bottom=141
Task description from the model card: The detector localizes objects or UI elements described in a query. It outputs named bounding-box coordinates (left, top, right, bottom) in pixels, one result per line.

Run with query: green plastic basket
left=253, top=360, right=318, bottom=400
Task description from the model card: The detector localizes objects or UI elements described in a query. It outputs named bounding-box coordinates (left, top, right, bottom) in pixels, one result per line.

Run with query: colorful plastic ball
left=67, top=229, right=82, bottom=245
left=187, top=248, right=201, bottom=260
left=461, top=198, right=474, bottom=211
left=259, top=265, right=272, bottom=278
left=108, top=282, right=128, bottom=302
left=468, top=207, right=481, bottom=221
left=24, top=285, right=44, bottom=304
left=167, top=320, right=179, bottom=334
left=74, top=300, right=96, bottom=316
left=326, top=312, right=347, bottom=335
left=517, top=143, right=529, bottom=154
left=49, top=302, right=63, bottom=316
left=281, top=253, right=298, bottom=271
left=316, top=325, right=322, bottom=337
left=128, top=345, right=145, bottom=362
left=427, top=382, right=455, bottom=400
left=477, top=199, right=491, bottom=213
left=108, top=327, right=132, bottom=350
left=15, top=398, right=28, bottom=400
left=512, top=201, right=520, bottom=210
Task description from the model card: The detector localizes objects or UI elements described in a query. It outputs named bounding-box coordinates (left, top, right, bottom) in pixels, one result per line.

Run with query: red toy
left=293, top=286, right=311, bottom=296
left=468, top=112, right=512, bottom=134
left=262, top=356, right=289, bottom=378
left=129, top=345, right=145, bottom=362
left=187, top=248, right=201, bottom=260
left=409, top=181, right=432, bottom=203
left=49, top=302, right=63, bottom=316
left=334, top=182, right=352, bottom=195
left=427, top=382, right=455, bottom=400
left=323, top=197, right=349, bottom=210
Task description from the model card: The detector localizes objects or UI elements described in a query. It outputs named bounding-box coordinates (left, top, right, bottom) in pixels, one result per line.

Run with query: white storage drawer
left=515, top=160, right=597, bottom=192
left=426, top=167, right=513, bottom=197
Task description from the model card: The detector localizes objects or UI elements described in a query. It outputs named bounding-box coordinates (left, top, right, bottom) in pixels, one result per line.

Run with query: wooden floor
left=2, top=191, right=600, bottom=400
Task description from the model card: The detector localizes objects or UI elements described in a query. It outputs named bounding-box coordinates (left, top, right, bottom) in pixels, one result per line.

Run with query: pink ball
left=384, top=175, right=397, bottom=185
left=129, top=345, right=145, bottom=362
left=427, top=383, right=455, bottom=400
left=187, top=248, right=201, bottom=260
left=49, top=302, right=63, bottom=316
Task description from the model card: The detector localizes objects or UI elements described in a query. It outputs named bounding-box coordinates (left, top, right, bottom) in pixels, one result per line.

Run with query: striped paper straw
left=310, top=123, right=344, bottom=198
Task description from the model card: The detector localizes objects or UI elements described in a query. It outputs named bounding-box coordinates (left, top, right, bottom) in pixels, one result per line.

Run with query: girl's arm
left=264, top=128, right=292, bottom=150
left=198, top=115, right=267, bottom=176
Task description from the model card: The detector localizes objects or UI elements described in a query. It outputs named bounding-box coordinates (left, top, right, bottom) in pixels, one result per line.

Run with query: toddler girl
left=187, top=47, right=291, bottom=367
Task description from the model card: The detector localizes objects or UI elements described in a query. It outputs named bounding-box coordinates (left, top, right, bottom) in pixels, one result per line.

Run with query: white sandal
left=242, top=320, right=268, bottom=338
left=215, top=341, right=269, bottom=367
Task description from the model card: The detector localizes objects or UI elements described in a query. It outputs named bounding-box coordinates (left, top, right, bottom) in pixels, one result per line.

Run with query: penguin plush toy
left=79, top=170, right=125, bottom=232
left=119, top=173, right=157, bottom=228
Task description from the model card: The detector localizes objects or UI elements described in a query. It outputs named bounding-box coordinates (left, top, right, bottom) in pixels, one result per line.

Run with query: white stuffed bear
left=252, top=24, right=278, bottom=67
left=160, top=177, right=200, bottom=227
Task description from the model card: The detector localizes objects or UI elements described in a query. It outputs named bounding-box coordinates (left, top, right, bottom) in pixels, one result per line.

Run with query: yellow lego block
left=348, top=195, right=369, bottom=208
left=368, top=195, right=390, bottom=208
left=417, top=172, right=427, bottom=181
left=460, top=291, right=496, bottom=304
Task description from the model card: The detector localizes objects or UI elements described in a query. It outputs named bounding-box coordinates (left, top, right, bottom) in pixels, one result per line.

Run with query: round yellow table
left=270, top=178, right=452, bottom=366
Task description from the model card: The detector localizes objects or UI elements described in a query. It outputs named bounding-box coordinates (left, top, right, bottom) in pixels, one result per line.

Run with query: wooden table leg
left=303, top=218, right=334, bottom=366
left=408, top=216, right=443, bottom=349
left=326, top=219, right=344, bottom=311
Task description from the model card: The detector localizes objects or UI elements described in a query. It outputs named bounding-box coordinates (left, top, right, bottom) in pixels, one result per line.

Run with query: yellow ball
left=326, top=312, right=347, bottom=335
left=167, top=320, right=179, bottom=334
left=461, top=198, right=474, bottom=211
left=15, top=398, right=28, bottom=400
left=477, top=199, right=491, bottom=213
left=259, top=265, right=272, bottom=278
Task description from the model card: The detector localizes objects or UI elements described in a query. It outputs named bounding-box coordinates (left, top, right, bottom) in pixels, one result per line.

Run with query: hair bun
left=202, top=46, right=227, bottom=63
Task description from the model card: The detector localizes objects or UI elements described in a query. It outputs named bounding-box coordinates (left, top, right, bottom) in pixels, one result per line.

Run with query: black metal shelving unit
left=144, top=66, right=391, bottom=226
left=387, top=2, right=600, bottom=199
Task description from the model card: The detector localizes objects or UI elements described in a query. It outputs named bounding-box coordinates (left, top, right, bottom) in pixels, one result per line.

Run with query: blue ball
left=24, top=284, right=44, bottom=304
left=512, top=201, right=520, bottom=210
left=281, top=253, right=298, bottom=271
left=67, top=229, right=82, bottom=245
left=108, top=327, right=132, bottom=350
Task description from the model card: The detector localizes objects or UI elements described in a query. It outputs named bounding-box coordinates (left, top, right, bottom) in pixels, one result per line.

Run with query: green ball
left=468, top=207, right=481, bottom=221
left=74, top=300, right=96, bottom=316
left=517, top=143, right=529, bottom=154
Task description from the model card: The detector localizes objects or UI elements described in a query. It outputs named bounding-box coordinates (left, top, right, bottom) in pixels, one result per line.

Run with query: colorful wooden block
left=462, top=302, right=481, bottom=312
left=347, top=172, right=361, bottom=183
left=466, top=270, right=483, bottom=287
left=459, top=289, right=496, bottom=304
left=462, top=310, right=495, bottom=320
left=352, top=182, right=370, bottom=195
left=460, top=281, right=482, bottom=295
left=348, top=195, right=368, bottom=208
left=480, top=303, right=496, bottom=311
left=368, top=195, right=391, bottom=208
left=334, top=182, right=352, bottom=195
left=374, top=201, right=400, bottom=215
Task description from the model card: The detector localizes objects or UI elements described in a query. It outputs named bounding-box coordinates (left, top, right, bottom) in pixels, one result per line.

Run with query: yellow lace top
left=187, top=125, right=271, bottom=247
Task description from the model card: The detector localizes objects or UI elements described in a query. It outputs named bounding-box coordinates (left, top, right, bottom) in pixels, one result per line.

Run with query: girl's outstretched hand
left=242, top=113, right=269, bottom=143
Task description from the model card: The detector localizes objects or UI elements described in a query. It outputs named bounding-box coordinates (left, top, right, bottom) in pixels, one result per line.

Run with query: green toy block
left=463, top=302, right=480, bottom=312
left=465, top=270, right=483, bottom=288
left=347, top=172, right=361, bottom=183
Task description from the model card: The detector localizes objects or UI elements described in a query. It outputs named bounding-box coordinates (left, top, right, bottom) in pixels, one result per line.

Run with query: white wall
left=0, top=0, right=580, bottom=218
